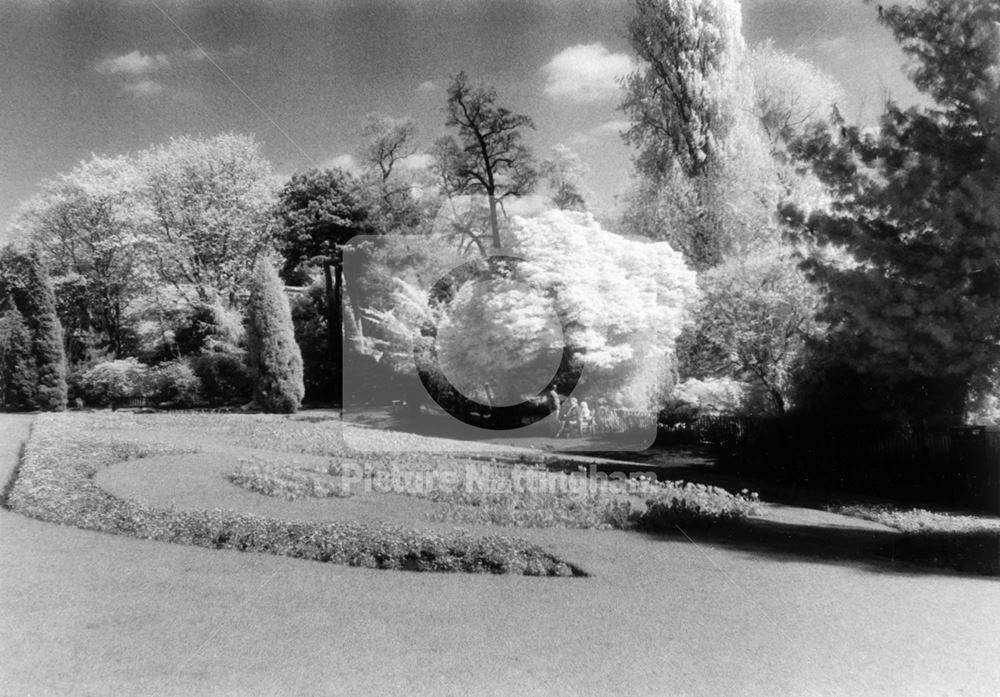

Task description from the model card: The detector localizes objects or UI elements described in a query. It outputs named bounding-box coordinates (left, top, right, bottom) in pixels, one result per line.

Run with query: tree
left=0, top=306, right=37, bottom=410
left=246, top=257, right=304, bottom=413
left=275, top=168, right=371, bottom=402
left=539, top=144, right=590, bottom=211
left=139, top=133, right=277, bottom=306
left=367, top=210, right=699, bottom=410
left=784, top=0, right=1000, bottom=428
left=0, top=248, right=68, bottom=410
left=678, top=249, right=822, bottom=414
left=434, top=71, right=538, bottom=250
left=621, top=0, right=745, bottom=181
left=359, top=113, right=424, bottom=232
left=747, top=41, right=843, bottom=154
left=10, top=154, right=149, bottom=361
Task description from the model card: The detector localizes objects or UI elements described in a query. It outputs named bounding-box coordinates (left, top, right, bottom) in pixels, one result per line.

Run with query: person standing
left=546, top=388, right=562, bottom=436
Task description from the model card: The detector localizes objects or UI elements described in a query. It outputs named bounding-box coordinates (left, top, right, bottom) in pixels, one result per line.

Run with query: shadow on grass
left=636, top=517, right=999, bottom=579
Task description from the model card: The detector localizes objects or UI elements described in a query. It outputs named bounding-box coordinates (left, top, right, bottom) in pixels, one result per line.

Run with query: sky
left=0, top=0, right=924, bottom=230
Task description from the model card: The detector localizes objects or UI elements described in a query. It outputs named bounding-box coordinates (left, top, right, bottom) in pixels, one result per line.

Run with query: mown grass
left=833, top=504, right=1000, bottom=576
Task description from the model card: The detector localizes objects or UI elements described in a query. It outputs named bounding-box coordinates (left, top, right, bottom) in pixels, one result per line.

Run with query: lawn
left=2, top=411, right=999, bottom=696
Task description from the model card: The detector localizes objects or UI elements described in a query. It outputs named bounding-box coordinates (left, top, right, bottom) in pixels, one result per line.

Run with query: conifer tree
left=246, top=257, right=304, bottom=413
left=23, top=252, right=68, bottom=410
left=0, top=249, right=67, bottom=410
left=0, top=306, right=38, bottom=411
left=785, top=0, right=1000, bottom=428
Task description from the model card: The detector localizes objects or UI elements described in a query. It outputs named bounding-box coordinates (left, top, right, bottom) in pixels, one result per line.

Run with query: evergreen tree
left=24, top=252, right=68, bottom=410
left=785, top=0, right=1000, bottom=428
left=0, top=249, right=67, bottom=410
left=246, top=257, right=304, bottom=413
left=0, top=306, right=38, bottom=411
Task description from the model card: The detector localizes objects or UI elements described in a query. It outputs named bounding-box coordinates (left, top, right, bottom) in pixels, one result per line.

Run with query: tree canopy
left=433, top=72, right=538, bottom=250
left=784, top=0, right=1000, bottom=425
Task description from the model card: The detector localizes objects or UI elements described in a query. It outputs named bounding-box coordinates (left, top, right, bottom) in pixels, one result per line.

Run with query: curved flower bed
left=5, top=415, right=585, bottom=576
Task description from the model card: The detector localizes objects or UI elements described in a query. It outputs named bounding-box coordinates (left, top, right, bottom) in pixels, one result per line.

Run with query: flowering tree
left=10, top=154, right=149, bottom=360
left=139, top=133, right=277, bottom=306
left=366, top=210, right=698, bottom=410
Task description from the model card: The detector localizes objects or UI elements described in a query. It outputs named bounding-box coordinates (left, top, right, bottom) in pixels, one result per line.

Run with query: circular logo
left=415, top=255, right=582, bottom=430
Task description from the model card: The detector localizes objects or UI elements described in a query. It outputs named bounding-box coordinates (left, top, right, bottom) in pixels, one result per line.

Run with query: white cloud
left=321, top=154, right=362, bottom=175
left=94, top=45, right=247, bottom=99
left=95, top=50, right=169, bottom=75
left=397, top=152, right=434, bottom=171
left=416, top=80, right=441, bottom=93
left=122, top=79, right=166, bottom=97
left=589, top=119, right=631, bottom=136
left=541, top=44, right=634, bottom=103
left=568, top=119, right=632, bottom=146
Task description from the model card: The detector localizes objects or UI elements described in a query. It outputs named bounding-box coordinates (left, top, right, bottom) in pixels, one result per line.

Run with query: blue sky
left=0, top=0, right=922, bottom=226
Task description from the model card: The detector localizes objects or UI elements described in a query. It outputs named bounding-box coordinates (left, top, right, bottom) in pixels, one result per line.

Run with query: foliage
left=668, top=377, right=748, bottom=415
left=539, top=144, right=589, bottom=211
left=230, top=457, right=351, bottom=500
left=138, top=133, right=278, bottom=305
left=747, top=40, right=843, bottom=152
left=433, top=71, right=538, bottom=249
left=9, top=154, right=149, bottom=360
left=7, top=413, right=583, bottom=576
left=0, top=306, right=38, bottom=410
left=275, top=167, right=372, bottom=403
left=146, top=360, right=202, bottom=407
left=226, top=449, right=762, bottom=532
left=679, top=249, right=823, bottom=414
left=832, top=504, right=1000, bottom=535
left=246, top=257, right=305, bottom=413
left=636, top=482, right=761, bottom=531
left=288, top=284, right=337, bottom=402
left=621, top=0, right=746, bottom=180
left=784, top=0, right=1000, bottom=428
left=834, top=504, right=1000, bottom=576
left=367, top=210, right=699, bottom=409
left=189, top=352, right=253, bottom=406
left=143, top=300, right=244, bottom=363
left=358, top=113, right=425, bottom=232
left=0, top=249, right=68, bottom=410
left=276, top=168, right=372, bottom=279
left=78, top=358, right=148, bottom=406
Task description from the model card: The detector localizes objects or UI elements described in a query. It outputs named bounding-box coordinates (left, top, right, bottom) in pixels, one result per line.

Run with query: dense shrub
left=147, top=360, right=202, bottom=407
left=6, top=414, right=584, bottom=576
left=247, top=257, right=305, bottom=413
left=190, top=352, right=253, bottom=405
left=635, top=482, right=761, bottom=531
left=78, top=358, right=148, bottom=406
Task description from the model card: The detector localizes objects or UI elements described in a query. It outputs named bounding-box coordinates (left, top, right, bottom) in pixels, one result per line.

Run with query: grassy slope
left=2, top=413, right=1000, bottom=697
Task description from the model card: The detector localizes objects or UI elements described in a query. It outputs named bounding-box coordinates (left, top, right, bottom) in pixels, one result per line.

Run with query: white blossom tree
left=365, top=210, right=699, bottom=410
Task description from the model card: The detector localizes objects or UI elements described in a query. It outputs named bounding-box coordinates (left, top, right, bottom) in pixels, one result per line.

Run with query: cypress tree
left=0, top=307, right=38, bottom=411
left=246, top=257, right=304, bottom=413
left=22, top=252, right=68, bottom=410
left=0, top=248, right=67, bottom=411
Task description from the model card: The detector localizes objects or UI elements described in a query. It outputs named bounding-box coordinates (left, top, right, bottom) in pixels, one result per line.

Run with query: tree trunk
left=323, top=259, right=343, bottom=403
left=487, top=194, right=501, bottom=250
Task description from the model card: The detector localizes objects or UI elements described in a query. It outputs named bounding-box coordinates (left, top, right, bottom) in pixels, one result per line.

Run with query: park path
left=2, top=413, right=1000, bottom=697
